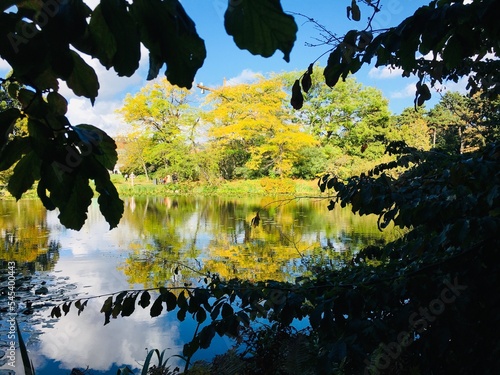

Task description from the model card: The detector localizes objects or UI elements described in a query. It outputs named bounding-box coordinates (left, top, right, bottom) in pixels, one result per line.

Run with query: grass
left=0, top=176, right=321, bottom=200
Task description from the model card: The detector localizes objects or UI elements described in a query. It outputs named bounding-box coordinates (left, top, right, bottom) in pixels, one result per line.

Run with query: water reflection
left=0, top=196, right=394, bottom=374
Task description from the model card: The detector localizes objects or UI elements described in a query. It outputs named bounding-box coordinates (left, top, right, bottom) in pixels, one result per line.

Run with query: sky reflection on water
left=0, top=196, right=391, bottom=374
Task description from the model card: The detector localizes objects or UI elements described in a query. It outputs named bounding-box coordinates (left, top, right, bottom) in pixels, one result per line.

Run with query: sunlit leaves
left=205, top=77, right=316, bottom=177
left=224, top=0, right=297, bottom=62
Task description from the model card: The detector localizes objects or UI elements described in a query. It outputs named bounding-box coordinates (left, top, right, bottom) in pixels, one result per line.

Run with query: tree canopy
left=2, top=0, right=500, bottom=374
left=1, top=0, right=499, bottom=228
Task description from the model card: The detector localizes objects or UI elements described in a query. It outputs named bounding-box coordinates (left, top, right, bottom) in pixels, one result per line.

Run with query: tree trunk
left=141, top=160, right=149, bottom=181
left=458, top=126, right=464, bottom=154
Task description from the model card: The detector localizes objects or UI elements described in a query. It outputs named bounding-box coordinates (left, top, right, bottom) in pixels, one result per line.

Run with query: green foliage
left=4, top=1, right=500, bottom=374
left=118, top=78, right=203, bottom=182
left=290, top=0, right=500, bottom=107
left=203, top=77, right=317, bottom=178
left=0, top=0, right=299, bottom=228
left=52, top=140, right=500, bottom=373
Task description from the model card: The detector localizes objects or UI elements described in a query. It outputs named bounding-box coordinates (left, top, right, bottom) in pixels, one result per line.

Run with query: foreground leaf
left=224, top=0, right=297, bottom=62
left=130, top=0, right=206, bottom=88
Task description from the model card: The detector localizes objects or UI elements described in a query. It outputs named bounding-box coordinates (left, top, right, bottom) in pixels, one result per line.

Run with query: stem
left=183, top=322, right=201, bottom=374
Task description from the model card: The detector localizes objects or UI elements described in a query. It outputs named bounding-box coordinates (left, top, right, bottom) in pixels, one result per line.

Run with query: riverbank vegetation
left=1, top=0, right=500, bottom=374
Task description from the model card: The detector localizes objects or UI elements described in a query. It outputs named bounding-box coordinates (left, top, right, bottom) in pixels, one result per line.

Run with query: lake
left=0, top=195, right=394, bottom=374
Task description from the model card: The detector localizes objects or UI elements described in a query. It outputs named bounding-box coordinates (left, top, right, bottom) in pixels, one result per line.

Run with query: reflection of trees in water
left=120, top=196, right=397, bottom=287
left=0, top=200, right=61, bottom=272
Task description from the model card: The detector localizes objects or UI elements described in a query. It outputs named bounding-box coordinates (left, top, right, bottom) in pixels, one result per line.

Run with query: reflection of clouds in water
left=32, top=307, right=181, bottom=371
left=37, top=201, right=185, bottom=372
left=46, top=199, right=141, bottom=258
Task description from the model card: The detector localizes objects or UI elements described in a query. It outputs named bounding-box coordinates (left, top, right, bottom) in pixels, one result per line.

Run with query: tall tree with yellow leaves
left=204, top=77, right=317, bottom=178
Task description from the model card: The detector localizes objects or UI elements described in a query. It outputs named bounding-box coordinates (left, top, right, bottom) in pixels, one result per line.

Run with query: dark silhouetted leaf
left=350, top=0, right=361, bottom=21
left=198, top=324, right=216, bottom=349
left=66, top=50, right=99, bottom=104
left=221, top=303, right=234, bottom=319
left=0, top=108, right=21, bottom=149
left=62, top=302, right=71, bottom=316
left=177, top=308, right=186, bottom=321
left=183, top=340, right=199, bottom=358
left=324, top=47, right=347, bottom=87
left=101, top=296, right=113, bottom=313
left=150, top=295, right=163, bottom=317
left=130, top=0, right=206, bottom=88
left=291, top=79, right=303, bottom=109
left=164, top=291, right=177, bottom=312
left=139, top=291, right=151, bottom=308
left=47, top=92, right=68, bottom=116
left=121, top=294, right=137, bottom=317
left=301, top=72, right=312, bottom=93
left=177, top=290, right=188, bottom=310
left=74, top=124, right=118, bottom=170
left=0, top=137, right=31, bottom=171
left=111, top=301, right=122, bottom=318
left=98, top=0, right=141, bottom=76
left=51, top=306, right=62, bottom=318
left=196, top=307, right=207, bottom=323
left=224, top=0, right=297, bottom=62
left=7, top=151, right=41, bottom=200
left=57, top=173, right=94, bottom=230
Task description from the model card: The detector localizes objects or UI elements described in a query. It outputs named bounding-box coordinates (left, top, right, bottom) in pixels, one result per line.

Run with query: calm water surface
left=0, top=196, right=394, bottom=374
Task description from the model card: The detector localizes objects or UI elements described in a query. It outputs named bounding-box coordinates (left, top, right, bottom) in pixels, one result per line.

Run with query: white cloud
left=0, top=58, right=11, bottom=73
left=434, top=77, right=469, bottom=95
left=57, top=46, right=149, bottom=135
left=225, top=69, right=261, bottom=86
left=64, top=97, right=132, bottom=136
left=390, top=82, right=418, bottom=99
left=368, top=66, right=404, bottom=79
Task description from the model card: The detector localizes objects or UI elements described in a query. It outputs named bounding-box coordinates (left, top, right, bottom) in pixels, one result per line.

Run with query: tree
left=428, top=91, right=500, bottom=154
left=118, top=78, right=201, bottom=181
left=203, top=77, right=317, bottom=178
left=3, top=0, right=500, bottom=373
left=393, top=105, right=431, bottom=150
left=119, top=130, right=156, bottom=178
left=292, top=73, right=392, bottom=159
left=1, top=0, right=297, bottom=228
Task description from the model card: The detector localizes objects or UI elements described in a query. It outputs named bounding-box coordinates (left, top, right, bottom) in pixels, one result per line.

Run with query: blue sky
left=0, top=0, right=468, bottom=135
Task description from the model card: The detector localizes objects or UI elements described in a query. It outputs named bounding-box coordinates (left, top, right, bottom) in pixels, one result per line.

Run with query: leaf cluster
left=1, top=0, right=299, bottom=228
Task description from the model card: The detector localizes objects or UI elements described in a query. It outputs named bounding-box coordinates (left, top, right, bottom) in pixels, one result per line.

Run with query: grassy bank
left=0, top=176, right=321, bottom=200
left=113, top=175, right=320, bottom=196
